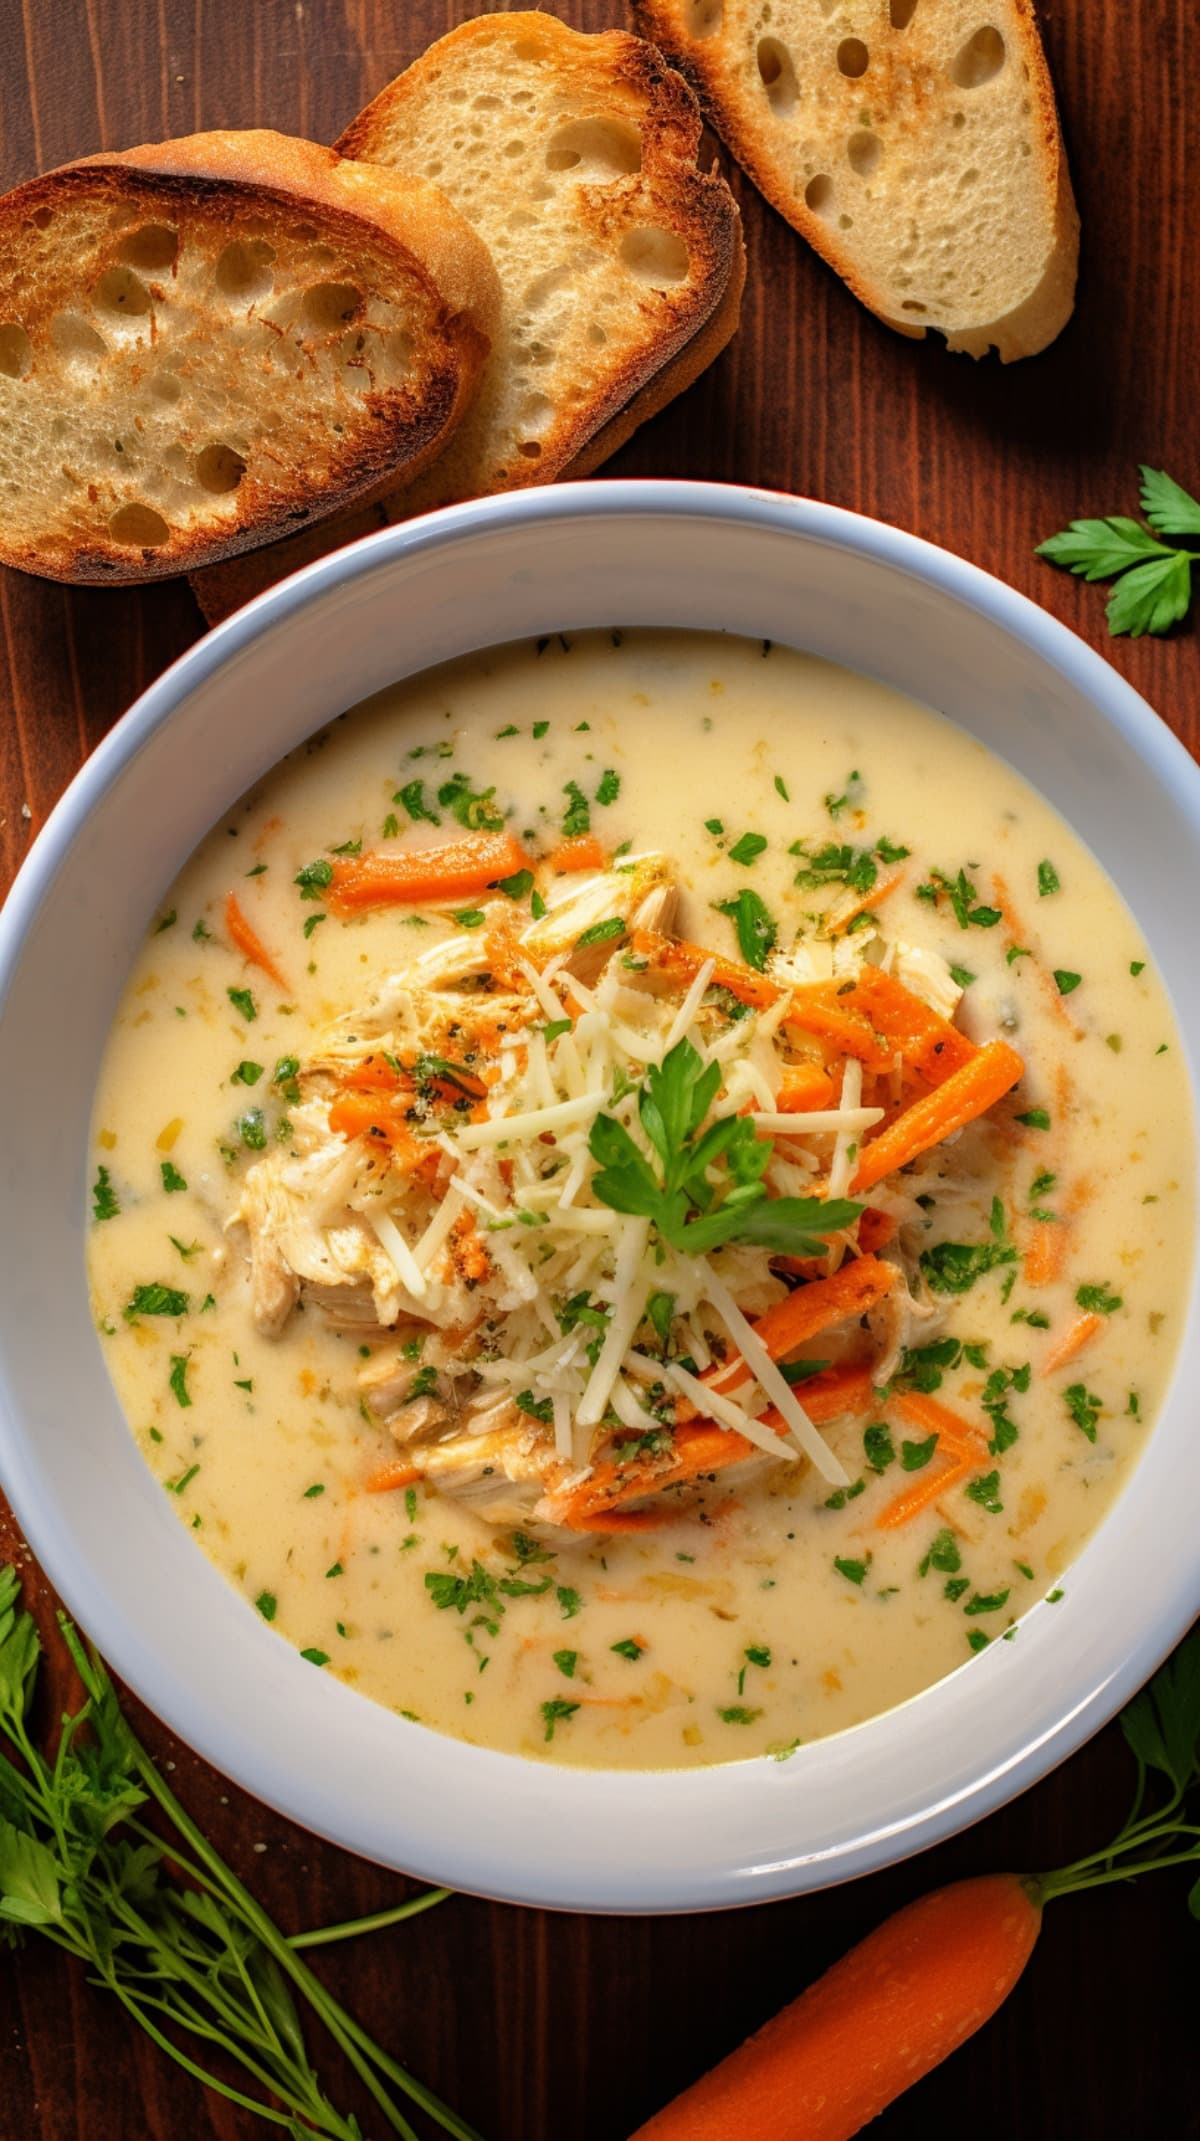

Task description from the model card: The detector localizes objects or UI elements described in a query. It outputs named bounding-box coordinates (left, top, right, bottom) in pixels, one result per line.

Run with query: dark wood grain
left=1, top=2, right=1197, bottom=2135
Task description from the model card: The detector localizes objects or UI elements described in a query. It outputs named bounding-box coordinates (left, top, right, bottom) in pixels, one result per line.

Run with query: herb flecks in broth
left=87, top=632, right=1194, bottom=1769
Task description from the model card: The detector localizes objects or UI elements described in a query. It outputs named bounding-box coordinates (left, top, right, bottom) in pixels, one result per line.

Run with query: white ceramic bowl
left=1, top=482, right=1197, bottom=1913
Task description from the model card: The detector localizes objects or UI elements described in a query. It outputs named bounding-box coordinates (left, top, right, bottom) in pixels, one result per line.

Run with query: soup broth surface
left=88, top=632, right=1194, bottom=1767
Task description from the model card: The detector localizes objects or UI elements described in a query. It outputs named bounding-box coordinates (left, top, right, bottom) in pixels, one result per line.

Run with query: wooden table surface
left=0, top=1, right=1196, bottom=2135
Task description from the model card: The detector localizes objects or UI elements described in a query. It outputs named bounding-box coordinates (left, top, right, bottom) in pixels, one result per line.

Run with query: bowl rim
left=2, top=477, right=1198, bottom=1914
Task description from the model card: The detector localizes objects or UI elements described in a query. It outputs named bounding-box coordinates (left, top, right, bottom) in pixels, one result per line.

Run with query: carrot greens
left=0, top=1567, right=474, bottom=2141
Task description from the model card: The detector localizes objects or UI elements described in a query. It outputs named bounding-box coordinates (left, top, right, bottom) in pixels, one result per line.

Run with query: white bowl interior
left=1, top=483, right=1197, bottom=1911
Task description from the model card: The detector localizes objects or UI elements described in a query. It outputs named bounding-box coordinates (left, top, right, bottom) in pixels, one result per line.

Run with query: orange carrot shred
left=326, top=831, right=532, bottom=913
left=547, top=834, right=608, bottom=873
left=1040, top=1311, right=1104, bottom=1374
left=631, top=928, right=782, bottom=1011
left=874, top=1392, right=989, bottom=1530
left=710, top=1258, right=896, bottom=1398
left=224, top=891, right=289, bottom=992
left=852, top=1039, right=1025, bottom=1194
left=365, top=1459, right=422, bottom=1495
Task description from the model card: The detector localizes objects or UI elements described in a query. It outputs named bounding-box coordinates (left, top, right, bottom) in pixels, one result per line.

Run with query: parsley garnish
left=596, top=769, right=620, bottom=806
left=729, top=831, right=768, bottom=867
left=901, top=1434, right=939, bottom=1471
left=438, top=773, right=504, bottom=831
left=714, top=888, right=777, bottom=970
left=965, top=1470, right=1003, bottom=1514
left=576, top=916, right=625, bottom=948
left=1016, top=1108, right=1051, bottom=1131
left=556, top=1585, right=582, bottom=1619
left=919, top=1238, right=1017, bottom=1295
left=1065, top=1383, right=1102, bottom=1442
left=919, top=1528, right=961, bottom=1577
left=834, top=1556, right=868, bottom=1585
left=396, top=779, right=440, bottom=825
left=965, top=1588, right=1011, bottom=1617
left=237, top=1109, right=267, bottom=1150
left=561, top=782, right=591, bottom=837
left=1054, top=969, right=1082, bottom=997
left=553, top=1650, right=578, bottom=1678
left=541, top=1697, right=579, bottom=1742
left=1077, top=1283, right=1123, bottom=1315
left=254, top=1591, right=276, bottom=1621
left=497, top=869, right=534, bottom=900
left=1037, top=860, right=1060, bottom=897
left=294, top=859, right=333, bottom=900
left=611, top=1638, right=643, bottom=1661
left=226, top=986, right=256, bottom=1022
left=863, top=1423, right=895, bottom=1473
left=588, top=1037, right=860, bottom=1257
left=124, top=1284, right=188, bottom=1321
left=168, top=1355, right=191, bottom=1409
left=160, top=1160, right=187, bottom=1193
left=1036, top=467, right=1200, bottom=637
left=231, top=1060, right=264, bottom=1086
left=792, top=841, right=877, bottom=896
left=515, top=1389, right=553, bottom=1426
left=91, top=1165, right=119, bottom=1221
left=915, top=866, right=1000, bottom=930
left=717, top=1705, right=762, bottom=1724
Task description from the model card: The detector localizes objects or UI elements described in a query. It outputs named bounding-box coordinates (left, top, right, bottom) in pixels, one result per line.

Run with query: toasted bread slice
left=192, top=18, right=744, bottom=625
left=632, top=0, right=1078, bottom=361
left=337, top=12, right=743, bottom=514
left=0, top=131, right=499, bottom=583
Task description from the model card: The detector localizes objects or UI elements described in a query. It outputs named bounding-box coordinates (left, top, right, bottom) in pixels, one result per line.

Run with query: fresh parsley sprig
left=587, top=1037, right=861, bottom=1257
left=1037, top=466, right=1200, bottom=637
left=0, top=1567, right=476, bottom=2141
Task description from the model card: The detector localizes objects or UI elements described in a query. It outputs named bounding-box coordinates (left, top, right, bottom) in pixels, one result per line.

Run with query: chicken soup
left=87, top=630, right=1194, bottom=1767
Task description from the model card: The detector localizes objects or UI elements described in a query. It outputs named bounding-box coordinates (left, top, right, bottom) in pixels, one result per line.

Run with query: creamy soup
left=88, top=631, right=1194, bottom=1768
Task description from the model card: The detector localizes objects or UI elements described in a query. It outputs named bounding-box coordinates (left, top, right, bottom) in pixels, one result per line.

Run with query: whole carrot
left=632, top=1623, right=1200, bottom=2141
left=629, top=1875, right=1041, bottom=2141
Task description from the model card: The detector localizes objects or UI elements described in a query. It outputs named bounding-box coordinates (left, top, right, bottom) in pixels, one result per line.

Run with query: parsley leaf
left=1077, top=1282, right=1123, bottom=1315
left=1037, top=469, right=1200, bottom=637
left=395, top=779, right=440, bottom=825
left=587, top=1038, right=860, bottom=1257
left=729, top=832, right=768, bottom=867
left=919, top=1239, right=1017, bottom=1295
left=1065, top=1383, right=1102, bottom=1442
left=226, top=986, right=256, bottom=1022
left=92, top=1165, right=119, bottom=1222
left=714, top=888, right=777, bottom=970
left=596, top=769, right=620, bottom=806
left=160, top=1160, right=187, bottom=1193
left=438, top=773, right=504, bottom=831
left=561, top=782, right=591, bottom=838
left=541, top=1696, right=579, bottom=1742
left=124, top=1284, right=188, bottom=1321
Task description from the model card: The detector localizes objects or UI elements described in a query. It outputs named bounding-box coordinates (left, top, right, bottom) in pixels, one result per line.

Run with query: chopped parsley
left=919, top=1528, right=962, bottom=1577
left=900, top=1434, right=939, bottom=1471
left=541, top=1697, right=579, bottom=1743
left=714, top=888, right=777, bottom=970
left=965, top=1470, right=1003, bottom=1514
left=237, top=1109, right=267, bottom=1150
left=729, top=831, right=768, bottom=867
left=915, top=866, right=1001, bottom=929
left=596, top=769, right=620, bottom=806
left=576, top=916, right=625, bottom=948
left=919, top=1238, right=1017, bottom=1295
left=611, top=1637, right=643, bottom=1661
left=226, top=986, right=257, bottom=1022
left=561, top=781, right=591, bottom=837
left=300, top=1649, right=329, bottom=1668
left=255, top=1591, right=277, bottom=1622
left=717, top=1705, right=762, bottom=1725
left=1076, top=1282, right=1123, bottom=1315
left=515, top=1389, right=554, bottom=1426
left=497, top=869, right=534, bottom=900
left=438, top=774, right=504, bottom=831
left=124, top=1284, right=188, bottom=1321
left=294, top=859, right=333, bottom=900
left=834, top=1556, right=868, bottom=1586
left=1054, top=969, right=1082, bottom=996
left=160, top=1160, right=187, bottom=1192
left=92, top=1165, right=120, bottom=1221
left=863, top=1422, right=895, bottom=1473
left=1016, top=1108, right=1051, bottom=1131
left=556, top=1585, right=582, bottom=1620
left=231, top=1060, right=263, bottom=1086
left=395, top=779, right=440, bottom=825
left=553, top=1650, right=578, bottom=1679
left=1037, top=860, right=1061, bottom=896
left=168, top=1355, right=192, bottom=1409
left=1065, top=1383, right=1102, bottom=1442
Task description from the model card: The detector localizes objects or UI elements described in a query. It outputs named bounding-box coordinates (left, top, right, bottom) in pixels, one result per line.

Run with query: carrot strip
left=710, top=1258, right=896, bottom=1397
left=875, top=1393, right=989, bottom=1530
left=326, top=831, right=532, bottom=913
left=547, top=834, right=608, bottom=873
left=1041, top=1311, right=1104, bottom=1374
left=224, top=891, right=289, bottom=992
left=1024, top=1220, right=1065, bottom=1287
left=838, top=966, right=977, bottom=1081
left=852, top=1039, right=1024, bottom=1194
left=856, top=1207, right=897, bottom=1254
left=782, top=987, right=892, bottom=1068
left=826, top=868, right=905, bottom=936
left=631, top=928, right=781, bottom=1011
left=552, top=1365, right=880, bottom=1533
left=775, top=1063, right=837, bottom=1111
left=629, top=1874, right=1042, bottom=2141
left=365, top=1459, right=422, bottom=1495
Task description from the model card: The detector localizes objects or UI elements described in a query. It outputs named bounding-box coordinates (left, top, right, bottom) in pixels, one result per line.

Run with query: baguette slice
left=191, top=14, right=744, bottom=624
left=339, top=12, right=744, bottom=512
left=0, top=131, right=499, bottom=583
left=631, top=0, right=1078, bottom=361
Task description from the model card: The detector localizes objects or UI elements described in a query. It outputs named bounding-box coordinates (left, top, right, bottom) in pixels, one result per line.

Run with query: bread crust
left=340, top=12, right=744, bottom=502
left=0, top=132, right=500, bottom=583
left=632, top=0, right=1078, bottom=361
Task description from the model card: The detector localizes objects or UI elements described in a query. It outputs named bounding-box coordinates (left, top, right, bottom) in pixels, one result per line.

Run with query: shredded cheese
left=701, top=1264, right=849, bottom=1486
